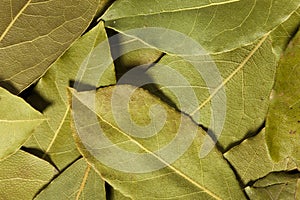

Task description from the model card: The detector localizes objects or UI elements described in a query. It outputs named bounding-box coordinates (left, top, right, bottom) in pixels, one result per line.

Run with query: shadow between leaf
left=224, top=121, right=266, bottom=153
left=20, top=147, right=59, bottom=171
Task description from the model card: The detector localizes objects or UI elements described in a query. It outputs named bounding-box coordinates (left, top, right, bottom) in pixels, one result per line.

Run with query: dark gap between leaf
left=105, top=182, right=113, bottom=200
left=21, top=147, right=59, bottom=171
left=69, top=80, right=115, bottom=92
left=113, top=62, right=182, bottom=112
left=0, top=78, right=20, bottom=95
left=20, top=84, right=52, bottom=113
left=82, top=0, right=116, bottom=36
left=105, top=31, right=181, bottom=112
left=32, top=155, right=83, bottom=198
left=69, top=80, right=96, bottom=92
left=106, top=28, right=165, bottom=81
left=246, top=169, right=300, bottom=188
left=185, top=119, right=227, bottom=154
left=224, top=120, right=266, bottom=153
left=284, top=27, right=300, bottom=51
left=223, top=155, right=250, bottom=200
left=106, top=26, right=165, bottom=80
left=106, top=27, right=125, bottom=80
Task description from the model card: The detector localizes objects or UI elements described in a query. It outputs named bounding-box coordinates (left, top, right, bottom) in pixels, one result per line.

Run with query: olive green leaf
left=101, top=0, right=300, bottom=150
left=270, top=7, right=300, bottom=57
left=245, top=172, right=300, bottom=200
left=266, top=28, right=300, bottom=163
left=109, top=33, right=163, bottom=78
left=0, top=0, right=100, bottom=94
left=147, top=34, right=276, bottom=150
left=24, top=21, right=116, bottom=170
left=0, top=150, right=57, bottom=200
left=69, top=85, right=246, bottom=200
left=224, top=129, right=297, bottom=184
left=35, top=158, right=105, bottom=200
left=0, top=87, right=43, bottom=160
left=111, top=188, right=132, bottom=200
left=103, top=0, right=300, bottom=53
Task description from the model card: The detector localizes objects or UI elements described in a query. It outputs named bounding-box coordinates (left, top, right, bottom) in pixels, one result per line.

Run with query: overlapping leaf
left=0, top=0, right=100, bottom=94
left=266, top=28, right=300, bottom=163
left=70, top=85, right=246, bottom=199
left=1, top=1, right=300, bottom=199
left=102, top=0, right=300, bottom=150
left=270, top=7, right=300, bottom=57
left=35, top=158, right=105, bottom=199
left=245, top=172, right=300, bottom=199
left=0, top=87, right=43, bottom=160
left=109, top=33, right=163, bottom=79
left=103, top=0, right=300, bottom=53
left=24, top=22, right=116, bottom=170
left=0, top=150, right=57, bottom=199
left=111, top=189, right=132, bottom=200
left=147, top=34, right=276, bottom=150
left=224, top=129, right=297, bottom=184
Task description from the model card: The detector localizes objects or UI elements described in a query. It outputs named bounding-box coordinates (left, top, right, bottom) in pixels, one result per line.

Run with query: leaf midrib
left=190, top=32, right=270, bottom=116
left=76, top=164, right=91, bottom=200
left=0, top=0, right=32, bottom=42
left=103, top=0, right=239, bottom=21
left=71, top=90, right=223, bottom=200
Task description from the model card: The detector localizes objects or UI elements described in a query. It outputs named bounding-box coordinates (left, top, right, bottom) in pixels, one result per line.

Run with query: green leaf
left=0, top=0, right=100, bottom=94
left=245, top=172, right=300, bottom=200
left=102, top=0, right=300, bottom=150
left=0, top=87, right=43, bottom=160
left=270, top=7, right=300, bottom=57
left=24, top=21, right=116, bottom=170
left=224, top=129, right=297, bottom=184
left=110, top=33, right=163, bottom=78
left=0, top=150, right=57, bottom=199
left=35, top=158, right=105, bottom=200
left=148, top=33, right=276, bottom=150
left=266, top=28, right=300, bottom=162
left=103, top=0, right=300, bottom=53
left=69, top=85, right=246, bottom=200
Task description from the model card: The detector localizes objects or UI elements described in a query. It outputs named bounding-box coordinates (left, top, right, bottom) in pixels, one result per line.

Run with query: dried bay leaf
left=0, top=87, right=43, bottom=160
left=147, top=34, right=276, bottom=150
left=224, top=129, right=297, bottom=184
left=266, top=28, right=300, bottom=163
left=24, top=21, right=116, bottom=170
left=0, top=150, right=57, bottom=200
left=35, top=158, right=105, bottom=200
left=69, top=85, right=246, bottom=200
left=245, top=172, right=300, bottom=200
left=103, top=0, right=300, bottom=53
left=101, top=0, right=300, bottom=150
left=0, top=0, right=100, bottom=94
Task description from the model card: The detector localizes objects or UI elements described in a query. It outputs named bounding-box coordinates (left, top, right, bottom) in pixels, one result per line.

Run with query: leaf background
left=1, top=0, right=300, bottom=199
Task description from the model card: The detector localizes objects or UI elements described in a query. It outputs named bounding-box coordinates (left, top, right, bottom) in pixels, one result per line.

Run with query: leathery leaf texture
left=0, top=150, right=57, bottom=199
left=69, top=85, right=246, bottom=200
left=103, top=0, right=300, bottom=150
left=34, top=158, right=106, bottom=200
left=266, top=28, right=300, bottom=163
left=0, top=0, right=100, bottom=94
left=24, top=21, right=116, bottom=170
left=1, top=0, right=300, bottom=199
left=0, top=87, right=43, bottom=161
